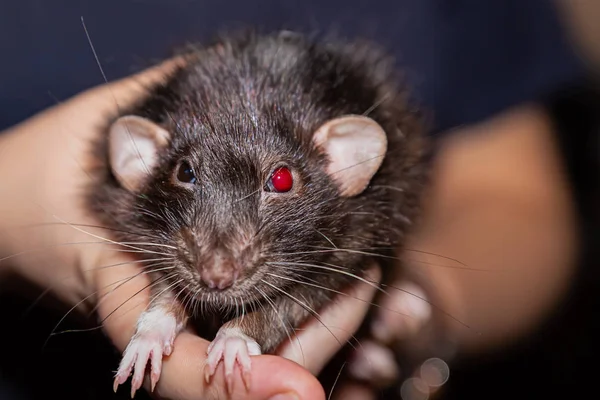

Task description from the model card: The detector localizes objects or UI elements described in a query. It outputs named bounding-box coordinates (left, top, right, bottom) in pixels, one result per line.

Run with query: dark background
left=1, top=1, right=598, bottom=399
left=0, top=0, right=583, bottom=133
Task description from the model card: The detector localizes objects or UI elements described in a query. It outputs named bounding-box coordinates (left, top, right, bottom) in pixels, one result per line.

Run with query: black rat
left=86, top=30, right=427, bottom=397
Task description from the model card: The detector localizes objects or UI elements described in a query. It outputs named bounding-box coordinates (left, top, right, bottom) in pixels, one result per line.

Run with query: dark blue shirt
left=0, top=0, right=583, bottom=133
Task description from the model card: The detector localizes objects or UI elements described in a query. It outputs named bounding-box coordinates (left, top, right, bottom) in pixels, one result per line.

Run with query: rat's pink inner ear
left=108, top=115, right=171, bottom=192
left=312, top=115, right=388, bottom=197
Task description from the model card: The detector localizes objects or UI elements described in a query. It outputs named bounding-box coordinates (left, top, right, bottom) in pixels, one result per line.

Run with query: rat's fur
left=86, top=29, right=426, bottom=362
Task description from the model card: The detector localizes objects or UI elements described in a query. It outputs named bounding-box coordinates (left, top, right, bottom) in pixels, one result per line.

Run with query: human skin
left=0, top=60, right=578, bottom=399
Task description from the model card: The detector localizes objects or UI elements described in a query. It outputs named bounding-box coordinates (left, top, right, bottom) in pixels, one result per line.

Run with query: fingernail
left=268, top=392, right=299, bottom=400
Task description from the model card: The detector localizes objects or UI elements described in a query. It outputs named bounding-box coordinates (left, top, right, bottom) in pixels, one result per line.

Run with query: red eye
left=267, top=167, right=294, bottom=193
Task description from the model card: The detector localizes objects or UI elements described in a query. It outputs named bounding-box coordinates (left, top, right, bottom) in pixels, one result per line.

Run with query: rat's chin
left=192, top=288, right=263, bottom=310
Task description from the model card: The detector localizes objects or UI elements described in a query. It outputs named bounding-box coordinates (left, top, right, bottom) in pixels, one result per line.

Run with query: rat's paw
left=204, top=327, right=261, bottom=393
left=113, top=331, right=174, bottom=397
left=113, top=311, right=179, bottom=398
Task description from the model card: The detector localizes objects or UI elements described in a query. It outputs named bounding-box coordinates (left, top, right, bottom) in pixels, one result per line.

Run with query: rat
left=85, top=29, right=427, bottom=397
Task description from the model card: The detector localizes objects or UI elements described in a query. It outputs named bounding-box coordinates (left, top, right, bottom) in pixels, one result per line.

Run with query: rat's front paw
left=204, top=327, right=261, bottom=393
left=113, top=311, right=179, bottom=397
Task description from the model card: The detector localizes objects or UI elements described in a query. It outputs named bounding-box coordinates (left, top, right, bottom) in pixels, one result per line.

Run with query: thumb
left=94, top=252, right=325, bottom=400
left=156, top=333, right=325, bottom=400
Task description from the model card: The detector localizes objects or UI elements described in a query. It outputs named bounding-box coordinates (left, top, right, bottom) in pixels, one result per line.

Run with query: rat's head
left=104, top=110, right=387, bottom=308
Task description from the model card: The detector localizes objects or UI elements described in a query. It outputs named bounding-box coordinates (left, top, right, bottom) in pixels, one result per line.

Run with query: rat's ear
left=312, top=115, right=387, bottom=197
left=108, top=115, right=171, bottom=192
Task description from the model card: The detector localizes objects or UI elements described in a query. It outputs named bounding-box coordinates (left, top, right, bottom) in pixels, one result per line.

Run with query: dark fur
left=86, top=30, right=427, bottom=352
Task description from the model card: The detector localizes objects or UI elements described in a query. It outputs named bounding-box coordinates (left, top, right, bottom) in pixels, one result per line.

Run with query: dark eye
left=265, top=166, right=293, bottom=193
left=177, top=161, right=196, bottom=184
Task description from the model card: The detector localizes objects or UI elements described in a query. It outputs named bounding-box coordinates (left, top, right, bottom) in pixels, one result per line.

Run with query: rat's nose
left=200, top=268, right=237, bottom=289
left=199, top=253, right=239, bottom=290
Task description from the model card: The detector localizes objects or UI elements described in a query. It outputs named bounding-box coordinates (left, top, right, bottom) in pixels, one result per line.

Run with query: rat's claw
left=112, top=334, right=162, bottom=397
left=112, top=309, right=181, bottom=396
left=113, top=344, right=137, bottom=393
left=112, top=311, right=179, bottom=396
left=150, top=346, right=163, bottom=392
left=205, top=327, right=261, bottom=393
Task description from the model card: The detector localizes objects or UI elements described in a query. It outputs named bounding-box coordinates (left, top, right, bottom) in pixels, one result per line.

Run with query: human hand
left=0, top=60, right=383, bottom=400
left=331, top=104, right=578, bottom=399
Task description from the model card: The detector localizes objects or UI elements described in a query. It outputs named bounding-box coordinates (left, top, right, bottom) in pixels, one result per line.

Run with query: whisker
left=33, top=196, right=173, bottom=258
left=96, top=274, right=174, bottom=327
left=81, top=16, right=151, bottom=177
left=111, top=248, right=173, bottom=257
left=175, top=282, right=194, bottom=315
left=404, top=248, right=469, bottom=267
left=296, top=245, right=484, bottom=271
left=327, top=362, right=347, bottom=400
left=260, top=279, right=355, bottom=352
left=0, top=240, right=129, bottom=264
left=89, top=264, right=176, bottom=317
left=57, top=276, right=183, bottom=338
left=362, top=93, right=390, bottom=117
left=267, top=261, right=386, bottom=296
left=329, top=153, right=385, bottom=177
left=14, top=222, right=167, bottom=244
left=265, top=272, right=410, bottom=319
left=22, top=257, right=173, bottom=318
left=255, top=286, right=301, bottom=364
left=315, top=229, right=337, bottom=249
left=234, top=188, right=261, bottom=203
left=370, top=185, right=405, bottom=193
left=378, top=281, right=474, bottom=331
left=42, top=269, right=152, bottom=348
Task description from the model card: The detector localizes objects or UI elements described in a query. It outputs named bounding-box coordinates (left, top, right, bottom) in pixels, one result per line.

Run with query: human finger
left=277, top=264, right=382, bottom=375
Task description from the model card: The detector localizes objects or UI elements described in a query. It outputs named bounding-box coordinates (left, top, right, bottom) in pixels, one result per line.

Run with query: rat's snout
left=199, top=250, right=240, bottom=290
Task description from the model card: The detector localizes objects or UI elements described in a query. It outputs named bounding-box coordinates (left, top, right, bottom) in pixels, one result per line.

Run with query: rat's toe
left=205, top=326, right=261, bottom=392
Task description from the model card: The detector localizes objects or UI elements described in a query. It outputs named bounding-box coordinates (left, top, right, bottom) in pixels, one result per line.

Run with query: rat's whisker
left=403, top=248, right=469, bottom=267
left=260, top=279, right=355, bottom=352
left=111, top=248, right=173, bottom=257
left=234, top=188, right=261, bottom=203
left=370, top=184, right=405, bottom=193
left=89, top=265, right=176, bottom=317
left=81, top=16, right=151, bottom=177
left=329, top=153, right=386, bottom=177
left=255, top=286, right=302, bottom=364
left=265, top=271, right=413, bottom=319
left=43, top=269, right=153, bottom=347
left=315, top=229, right=337, bottom=249
left=16, top=222, right=168, bottom=243
left=23, top=257, right=173, bottom=318
left=327, top=361, right=347, bottom=400
left=109, top=242, right=177, bottom=250
left=267, top=261, right=386, bottom=296
left=97, top=274, right=175, bottom=326
left=296, top=244, right=483, bottom=271
left=0, top=240, right=128, bottom=264
left=37, top=209, right=174, bottom=257
left=362, top=92, right=390, bottom=117
left=176, top=282, right=194, bottom=315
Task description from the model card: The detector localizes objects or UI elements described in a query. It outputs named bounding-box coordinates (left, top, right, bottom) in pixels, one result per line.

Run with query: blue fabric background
left=0, top=0, right=584, bottom=133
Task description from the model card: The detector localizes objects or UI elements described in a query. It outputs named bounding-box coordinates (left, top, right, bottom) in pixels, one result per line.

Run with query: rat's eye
left=177, top=161, right=197, bottom=184
left=265, top=166, right=294, bottom=193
